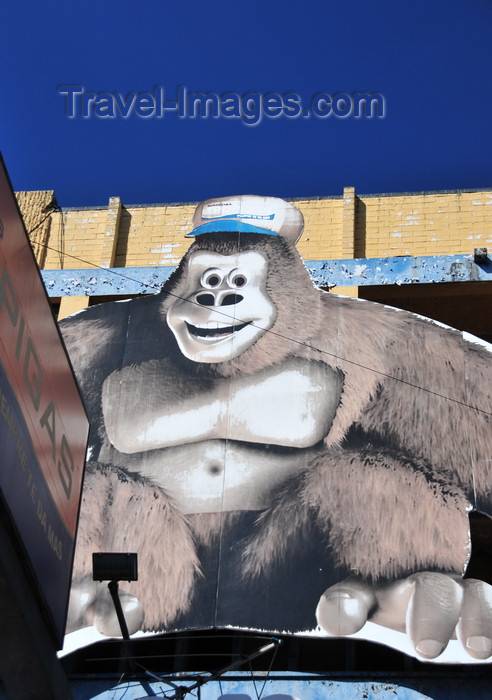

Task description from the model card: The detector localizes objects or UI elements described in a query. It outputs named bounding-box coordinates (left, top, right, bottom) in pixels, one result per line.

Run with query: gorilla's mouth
left=186, top=321, right=250, bottom=340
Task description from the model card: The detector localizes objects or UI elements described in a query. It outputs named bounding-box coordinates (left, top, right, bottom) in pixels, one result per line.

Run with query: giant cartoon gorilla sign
left=61, top=195, right=492, bottom=662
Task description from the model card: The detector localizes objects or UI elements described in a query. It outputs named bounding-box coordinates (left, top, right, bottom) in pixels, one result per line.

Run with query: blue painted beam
left=308, top=253, right=491, bottom=287
left=41, top=265, right=175, bottom=297
left=40, top=254, right=491, bottom=297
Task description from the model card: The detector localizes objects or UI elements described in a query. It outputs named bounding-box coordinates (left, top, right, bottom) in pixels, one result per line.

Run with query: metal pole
left=107, top=580, right=131, bottom=640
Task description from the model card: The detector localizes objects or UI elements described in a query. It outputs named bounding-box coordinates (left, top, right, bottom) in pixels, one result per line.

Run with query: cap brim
left=185, top=220, right=280, bottom=237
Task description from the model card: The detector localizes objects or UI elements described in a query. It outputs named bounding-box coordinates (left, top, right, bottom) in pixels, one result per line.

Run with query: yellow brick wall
left=295, top=197, right=345, bottom=260
left=21, top=187, right=492, bottom=273
left=114, top=203, right=196, bottom=268
left=361, top=191, right=492, bottom=258
left=15, top=190, right=57, bottom=267
left=42, top=209, right=109, bottom=269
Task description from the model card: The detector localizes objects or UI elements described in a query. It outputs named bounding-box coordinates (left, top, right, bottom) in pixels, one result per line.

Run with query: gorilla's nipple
left=208, top=463, right=223, bottom=476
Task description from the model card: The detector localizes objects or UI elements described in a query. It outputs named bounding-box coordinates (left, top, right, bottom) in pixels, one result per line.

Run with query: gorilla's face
left=167, top=250, right=277, bottom=363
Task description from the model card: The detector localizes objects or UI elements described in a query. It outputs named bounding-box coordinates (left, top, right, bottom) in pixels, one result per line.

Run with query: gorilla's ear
left=464, top=511, right=492, bottom=585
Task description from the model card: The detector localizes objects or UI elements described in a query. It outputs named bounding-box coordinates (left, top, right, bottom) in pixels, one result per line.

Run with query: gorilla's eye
left=228, top=269, right=248, bottom=288
left=201, top=268, right=223, bottom=288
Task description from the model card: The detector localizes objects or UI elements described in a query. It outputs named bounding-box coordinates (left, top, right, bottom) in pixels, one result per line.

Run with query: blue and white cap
left=186, top=195, right=304, bottom=243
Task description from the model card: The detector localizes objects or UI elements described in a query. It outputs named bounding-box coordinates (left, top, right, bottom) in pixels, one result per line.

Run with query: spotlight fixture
left=92, top=552, right=138, bottom=582
left=92, top=552, right=138, bottom=641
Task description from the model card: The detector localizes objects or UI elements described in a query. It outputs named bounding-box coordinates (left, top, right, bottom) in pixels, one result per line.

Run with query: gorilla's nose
left=196, top=293, right=215, bottom=306
left=196, top=292, right=243, bottom=307
left=221, top=293, right=243, bottom=306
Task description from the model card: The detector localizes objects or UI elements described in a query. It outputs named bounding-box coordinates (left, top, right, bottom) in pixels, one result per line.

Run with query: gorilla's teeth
left=186, top=321, right=249, bottom=339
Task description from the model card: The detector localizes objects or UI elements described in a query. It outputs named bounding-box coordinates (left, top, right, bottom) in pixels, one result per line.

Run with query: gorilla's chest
left=102, top=355, right=342, bottom=451
left=99, top=356, right=342, bottom=512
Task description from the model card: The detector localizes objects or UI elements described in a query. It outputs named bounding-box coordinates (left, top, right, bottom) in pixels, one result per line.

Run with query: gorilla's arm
left=67, top=461, right=201, bottom=634
left=59, top=293, right=176, bottom=454
left=317, top=294, right=492, bottom=505
left=60, top=301, right=131, bottom=438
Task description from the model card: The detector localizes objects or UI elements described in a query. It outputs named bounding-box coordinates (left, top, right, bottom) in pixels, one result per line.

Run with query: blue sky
left=2, top=1, right=492, bottom=207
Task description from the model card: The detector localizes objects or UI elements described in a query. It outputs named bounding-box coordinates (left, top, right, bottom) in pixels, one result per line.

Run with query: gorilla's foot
left=316, top=572, right=492, bottom=660
left=316, top=579, right=377, bottom=636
